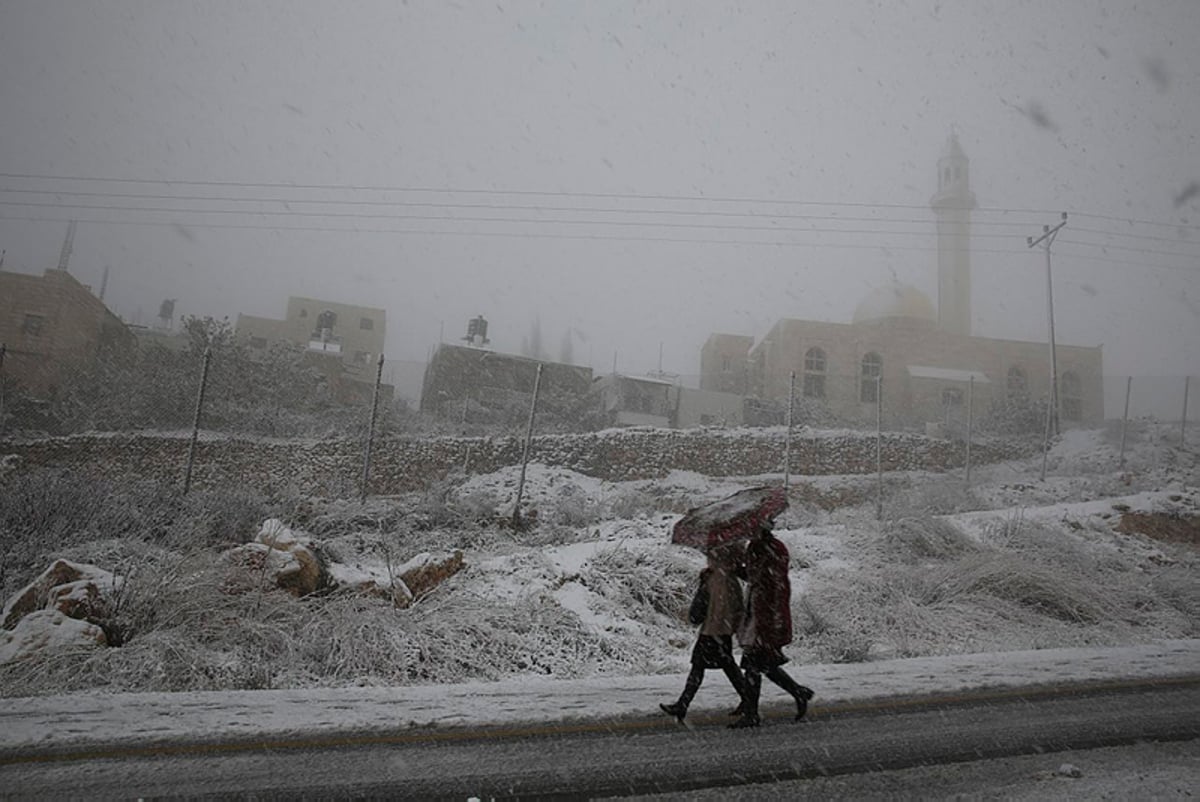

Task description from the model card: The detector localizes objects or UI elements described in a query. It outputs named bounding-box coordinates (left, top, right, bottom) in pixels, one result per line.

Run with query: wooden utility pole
left=1028, top=213, right=1068, bottom=440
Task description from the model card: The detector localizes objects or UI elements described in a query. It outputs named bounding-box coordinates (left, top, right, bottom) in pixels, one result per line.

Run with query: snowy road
left=4, top=678, right=1198, bottom=799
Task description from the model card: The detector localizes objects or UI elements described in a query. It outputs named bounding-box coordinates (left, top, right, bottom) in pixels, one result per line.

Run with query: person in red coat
left=729, top=521, right=814, bottom=729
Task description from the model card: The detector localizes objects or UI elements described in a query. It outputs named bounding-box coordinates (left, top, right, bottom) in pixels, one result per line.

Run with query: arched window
left=860, top=352, right=882, bottom=403
left=1061, top=371, right=1083, bottom=421
left=1007, top=366, right=1027, bottom=399
left=803, top=347, right=826, bottom=399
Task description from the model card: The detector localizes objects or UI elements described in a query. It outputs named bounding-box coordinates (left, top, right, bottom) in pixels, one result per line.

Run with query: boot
left=728, top=701, right=746, bottom=717
left=728, top=712, right=760, bottom=729
left=794, top=685, right=814, bottom=721
left=659, top=701, right=687, bottom=722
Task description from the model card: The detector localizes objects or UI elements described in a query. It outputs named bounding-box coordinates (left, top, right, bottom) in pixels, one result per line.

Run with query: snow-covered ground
left=1, top=423, right=1197, bottom=795
left=2, top=640, right=1197, bottom=753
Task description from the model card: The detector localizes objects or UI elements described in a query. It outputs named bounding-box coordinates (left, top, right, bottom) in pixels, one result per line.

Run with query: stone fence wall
left=1, top=427, right=1032, bottom=497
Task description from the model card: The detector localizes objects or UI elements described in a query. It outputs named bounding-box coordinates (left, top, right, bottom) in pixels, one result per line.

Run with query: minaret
left=929, top=135, right=976, bottom=336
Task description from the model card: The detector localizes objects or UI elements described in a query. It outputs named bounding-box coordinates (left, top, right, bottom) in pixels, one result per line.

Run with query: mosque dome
left=852, top=283, right=937, bottom=328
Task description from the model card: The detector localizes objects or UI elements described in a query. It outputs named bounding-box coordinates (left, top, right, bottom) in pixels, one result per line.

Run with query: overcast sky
left=1, top=0, right=1197, bottom=402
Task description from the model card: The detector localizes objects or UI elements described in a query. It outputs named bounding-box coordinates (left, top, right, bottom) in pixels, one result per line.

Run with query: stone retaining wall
left=1, top=427, right=1032, bottom=496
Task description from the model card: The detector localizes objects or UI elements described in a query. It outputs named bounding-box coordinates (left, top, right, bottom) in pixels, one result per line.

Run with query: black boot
left=728, top=712, right=760, bottom=729
left=730, top=669, right=762, bottom=728
left=794, top=685, right=814, bottom=720
left=659, top=701, right=687, bottom=722
left=728, top=701, right=745, bottom=717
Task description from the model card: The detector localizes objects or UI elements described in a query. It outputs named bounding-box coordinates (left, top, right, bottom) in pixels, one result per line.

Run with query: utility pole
left=1027, top=212, right=1067, bottom=440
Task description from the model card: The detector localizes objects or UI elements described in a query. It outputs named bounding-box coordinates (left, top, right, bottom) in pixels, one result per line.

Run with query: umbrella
left=670, top=485, right=788, bottom=551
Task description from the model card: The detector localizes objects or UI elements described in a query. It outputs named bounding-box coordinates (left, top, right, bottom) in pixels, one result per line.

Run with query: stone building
left=700, top=135, right=1103, bottom=430
left=0, top=267, right=134, bottom=397
left=420, top=343, right=593, bottom=418
left=236, top=296, right=386, bottom=379
left=592, top=373, right=746, bottom=428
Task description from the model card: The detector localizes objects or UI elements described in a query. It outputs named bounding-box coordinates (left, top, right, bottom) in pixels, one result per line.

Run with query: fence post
left=875, top=375, right=883, bottom=521
left=511, top=363, right=544, bottom=528
left=1183, top=376, right=1191, bottom=446
left=182, top=346, right=212, bottom=495
left=783, top=371, right=795, bottom=490
left=360, top=353, right=385, bottom=503
left=1119, top=376, right=1132, bottom=469
left=965, top=375, right=974, bottom=486
left=0, top=343, right=6, bottom=437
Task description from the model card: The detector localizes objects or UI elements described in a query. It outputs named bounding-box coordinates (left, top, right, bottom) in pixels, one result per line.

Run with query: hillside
left=1, top=422, right=1197, bottom=696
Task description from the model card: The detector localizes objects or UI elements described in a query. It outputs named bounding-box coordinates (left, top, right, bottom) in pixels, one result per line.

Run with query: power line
left=0, top=210, right=1036, bottom=250
left=1072, top=225, right=1200, bottom=245
left=0, top=184, right=1055, bottom=229
left=5, top=210, right=1199, bottom=276
left=1058, top=237, right=1200, bottom=259
left=0, top=198, right=1065, bottom=240
left=7, top=169, right=1194, bottom=229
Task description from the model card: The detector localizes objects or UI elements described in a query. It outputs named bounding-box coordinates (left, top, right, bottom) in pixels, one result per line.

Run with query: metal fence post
left=0, top=343, right=6, bottom=437
left=360, top=353, right=385, bottom=502
left=783, top=370, right=795, bottom=490
left=182, top=346, right=212, bottom=495
left=965, top=375, right=974, bottom=486
left=512, top=363, right=544, bottom=528
left=1182, top=376, right=1191, bottom=446
left=875, top=375, right=883, bottom=521
left=1119, top=376, right=1132, bottom=469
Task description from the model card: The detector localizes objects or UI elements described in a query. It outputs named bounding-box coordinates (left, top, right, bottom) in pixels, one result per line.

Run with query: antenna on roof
left=57, top=221, right=76, bottom=273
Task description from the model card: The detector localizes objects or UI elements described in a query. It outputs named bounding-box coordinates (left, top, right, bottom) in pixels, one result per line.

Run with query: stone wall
left=1, top=427, right=1032, bottom=497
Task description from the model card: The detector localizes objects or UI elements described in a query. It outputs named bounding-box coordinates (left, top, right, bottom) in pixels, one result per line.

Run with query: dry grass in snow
left=1, top=423, right=1197, bottom=697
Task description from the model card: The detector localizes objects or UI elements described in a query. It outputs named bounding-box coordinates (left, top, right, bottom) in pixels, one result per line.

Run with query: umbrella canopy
left=670, top=485, right=788, bottom=551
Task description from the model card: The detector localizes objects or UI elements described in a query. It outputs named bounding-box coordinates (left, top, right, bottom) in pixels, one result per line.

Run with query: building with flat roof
left=236, top=296, right=386, bottom=382
left=0, top=267, right=133, bottom=397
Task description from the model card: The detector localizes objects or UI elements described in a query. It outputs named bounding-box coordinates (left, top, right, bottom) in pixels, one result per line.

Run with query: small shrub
left=579, top=546, right=696, bottom=621
left=884, top=516, right=978, bottom=561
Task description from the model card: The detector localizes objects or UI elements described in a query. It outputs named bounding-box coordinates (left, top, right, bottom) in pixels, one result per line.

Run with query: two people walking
left=660, top=520, right=813, bottom=728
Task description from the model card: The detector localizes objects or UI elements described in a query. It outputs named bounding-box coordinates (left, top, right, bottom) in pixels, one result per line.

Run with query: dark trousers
left=742, top=663, right=810, bottom=715
left=676, top=637, right=749, bottom=710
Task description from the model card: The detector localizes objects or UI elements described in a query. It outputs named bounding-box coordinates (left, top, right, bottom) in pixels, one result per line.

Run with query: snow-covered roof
left=907, top=365, right=991, bottom=383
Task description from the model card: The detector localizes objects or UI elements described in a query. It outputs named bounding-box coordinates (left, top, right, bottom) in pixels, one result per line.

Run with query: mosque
left=699, top=135, right=1104, bottom=431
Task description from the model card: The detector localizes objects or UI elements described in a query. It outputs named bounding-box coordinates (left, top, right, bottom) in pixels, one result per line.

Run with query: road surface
left=3, top=678, right=1198, bottom=799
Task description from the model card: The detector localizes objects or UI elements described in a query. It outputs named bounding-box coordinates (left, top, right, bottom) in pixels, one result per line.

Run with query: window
left=22, top=314, right=46, bottom=336
left=942, top=388, right=964, bottom=407
left=298, top=308, right=308, bottom=318
left=250, top=336, right=267, bottom=349
left=803, top=347, right=826, bottom=399
left=1007, top=366, right=1027, bottom=399
left=359, top=317, right=374, bottom=331
left=860, top=352, right=882, bottom=403
left=721, top=354, right=731, bottom=372
left=1061, top=371, right=1082, bottom=421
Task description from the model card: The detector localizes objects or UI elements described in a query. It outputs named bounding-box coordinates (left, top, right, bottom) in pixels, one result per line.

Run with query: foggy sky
left=1, top=0, right=1197, bottom=404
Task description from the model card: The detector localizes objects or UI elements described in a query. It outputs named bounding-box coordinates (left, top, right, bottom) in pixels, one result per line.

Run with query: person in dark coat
left=729, top=521, right=814, bottom=728
left=659, top=545, right=751, bottom=723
